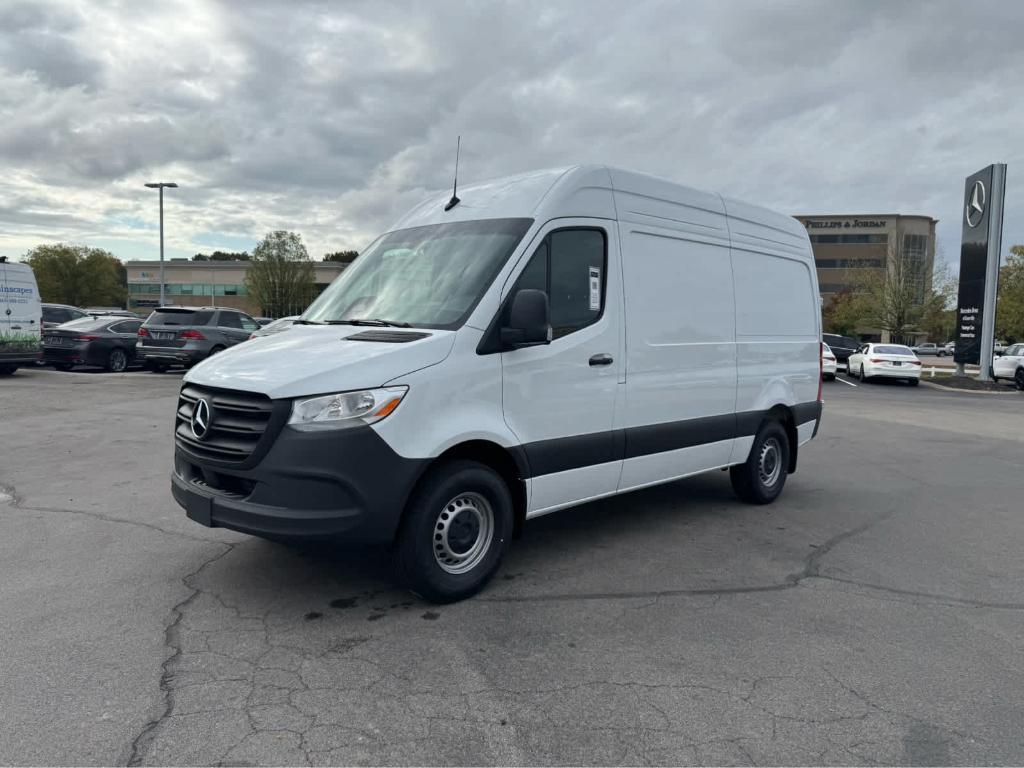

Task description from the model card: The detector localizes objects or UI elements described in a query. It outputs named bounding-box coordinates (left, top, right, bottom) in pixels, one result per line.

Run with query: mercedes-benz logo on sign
left=191, top=398, right=211, bottom=440
left=966, top=179, right=986, bottom=228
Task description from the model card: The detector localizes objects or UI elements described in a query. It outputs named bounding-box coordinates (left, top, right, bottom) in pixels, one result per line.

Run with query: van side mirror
left=501, top=289, right=551, bottom=349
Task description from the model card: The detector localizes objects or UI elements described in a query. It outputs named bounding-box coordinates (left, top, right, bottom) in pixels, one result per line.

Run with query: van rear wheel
left=394, top=460, right=513, bottom=603
left=730, top=421, right=789, bottom=505
left=0, top=364, right=17, bottom=375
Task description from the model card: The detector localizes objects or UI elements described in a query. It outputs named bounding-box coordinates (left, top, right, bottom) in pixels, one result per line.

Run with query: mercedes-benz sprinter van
left=172, top=166, right=823, bottom=602
left=0, top=257, right=43, bottom=375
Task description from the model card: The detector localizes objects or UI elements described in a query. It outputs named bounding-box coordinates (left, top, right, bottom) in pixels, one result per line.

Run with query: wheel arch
left=399, top=439, right=528, bottom=542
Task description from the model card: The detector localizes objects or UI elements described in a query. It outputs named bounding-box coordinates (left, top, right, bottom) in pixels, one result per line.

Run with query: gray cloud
left=0, top=0, right=1022, bottom=264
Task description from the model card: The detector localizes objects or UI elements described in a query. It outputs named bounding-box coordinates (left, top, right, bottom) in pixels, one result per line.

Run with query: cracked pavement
left=2, top=368, right=1024, bottom=765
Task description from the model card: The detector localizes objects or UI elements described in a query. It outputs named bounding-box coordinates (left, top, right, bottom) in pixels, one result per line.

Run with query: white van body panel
left=373, top=326, right=521, bottom=458
left=0, top=260, right=43, bottom=366
left=724, top=196, right=820, bottom=414
left=610, top=170, right=739, bottom=488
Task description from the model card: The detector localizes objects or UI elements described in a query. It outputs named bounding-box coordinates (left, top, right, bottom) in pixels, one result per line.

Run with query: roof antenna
left=444, top=135, right=461, bottom=211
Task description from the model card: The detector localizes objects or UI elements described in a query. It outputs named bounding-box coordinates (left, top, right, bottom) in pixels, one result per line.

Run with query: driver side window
left=509, top=228, right=606, bottom=339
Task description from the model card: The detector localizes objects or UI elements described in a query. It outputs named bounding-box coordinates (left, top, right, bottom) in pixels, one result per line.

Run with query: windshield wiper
left=292, top=319, right=324, bottom=325
left=326, top=318, right=412, bottom=328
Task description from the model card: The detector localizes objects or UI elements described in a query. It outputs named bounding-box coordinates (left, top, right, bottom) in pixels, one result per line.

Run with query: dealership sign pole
left=954, top=163, right=1006, bottom=379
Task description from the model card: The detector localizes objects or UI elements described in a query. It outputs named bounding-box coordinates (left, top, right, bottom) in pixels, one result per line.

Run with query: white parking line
left=835, top=376, right=858, bottom=387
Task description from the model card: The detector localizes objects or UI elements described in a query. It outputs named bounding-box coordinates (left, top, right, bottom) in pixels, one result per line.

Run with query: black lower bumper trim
left=173, top=424, right=426, bottom=543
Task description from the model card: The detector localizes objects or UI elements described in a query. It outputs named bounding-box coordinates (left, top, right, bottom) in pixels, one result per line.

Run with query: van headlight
left=288, top=386, right=408, bottom=430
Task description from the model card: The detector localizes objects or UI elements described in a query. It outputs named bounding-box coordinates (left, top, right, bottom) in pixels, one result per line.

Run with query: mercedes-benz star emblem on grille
left=191, top=397, right=211, bottom=440
left=966, top=179, right=986, bottom=228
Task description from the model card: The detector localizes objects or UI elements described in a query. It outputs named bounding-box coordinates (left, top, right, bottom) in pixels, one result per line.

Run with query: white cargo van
left=0, top=257, right=43, bottom=375
left=172, top=166, right=823, bottom=601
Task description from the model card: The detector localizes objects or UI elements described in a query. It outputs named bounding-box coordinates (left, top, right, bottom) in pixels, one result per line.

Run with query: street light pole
left=145, top=182, right=178, bottom=306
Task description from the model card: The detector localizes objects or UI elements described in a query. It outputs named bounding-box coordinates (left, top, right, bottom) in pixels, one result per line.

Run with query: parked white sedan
left=822, top=343, right=837, bottom=380
left=993, top=343, right=1024, bottom=390
left=847, top=343, right=922, bottom=386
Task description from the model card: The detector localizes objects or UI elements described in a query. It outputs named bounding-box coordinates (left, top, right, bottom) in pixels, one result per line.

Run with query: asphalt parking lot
left=2, top=368, right=1023, bottom=766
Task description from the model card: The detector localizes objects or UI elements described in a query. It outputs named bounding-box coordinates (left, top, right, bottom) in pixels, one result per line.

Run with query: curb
left=918, top=380, right=1021, bottom=396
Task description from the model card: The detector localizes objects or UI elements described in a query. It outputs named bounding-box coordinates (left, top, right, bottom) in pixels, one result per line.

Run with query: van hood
left=184, top=326, right=456, bottom=399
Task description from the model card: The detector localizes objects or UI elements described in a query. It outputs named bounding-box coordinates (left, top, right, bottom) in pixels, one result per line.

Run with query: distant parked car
left=822, top=333, right=859, bottom=365
left=83, top=308, right=140, bottom=318
left=943, top=341, right=955, bottom=355
left=44, top=315, right=143, bottom=372
left=137, top=306, right=261, bottom=371
left=41, top=303, right=88, bottom=330
left=847, top=343, right=922, bottom=386
left=912, top=342, right=944, bottom=356
left=994, top=340, right=1008, bottom=356
left=821, top=343, right=837, bottom=380
left=993, top=343, right=1024, bottom=390
left=249, top=315, right=298, bottom=339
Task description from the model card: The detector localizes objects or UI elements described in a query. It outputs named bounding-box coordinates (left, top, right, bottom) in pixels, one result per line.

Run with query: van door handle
left=589, top=353, right=613, bottom=366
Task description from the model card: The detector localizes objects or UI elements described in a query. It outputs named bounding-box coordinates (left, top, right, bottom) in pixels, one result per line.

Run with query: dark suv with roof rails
left=137, top=306, right=261, bottom=371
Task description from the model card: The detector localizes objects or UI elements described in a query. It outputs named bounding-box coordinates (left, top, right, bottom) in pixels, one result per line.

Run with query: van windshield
left=302, top=218, right=533, bottom=330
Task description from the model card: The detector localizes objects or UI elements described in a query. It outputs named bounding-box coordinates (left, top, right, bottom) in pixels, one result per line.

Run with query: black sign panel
left=954, top=166, right=994, bottom=364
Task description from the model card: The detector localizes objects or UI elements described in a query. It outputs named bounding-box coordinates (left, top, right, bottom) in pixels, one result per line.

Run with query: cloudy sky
left=1, top=0, right=1022, bottom=270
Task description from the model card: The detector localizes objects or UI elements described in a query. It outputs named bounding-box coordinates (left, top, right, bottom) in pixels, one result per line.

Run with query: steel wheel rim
left=758, top=437, right=782, bottom=487
left=433, top=492, right=494, bottom=575
left=111, top=350, right=126, bottom=371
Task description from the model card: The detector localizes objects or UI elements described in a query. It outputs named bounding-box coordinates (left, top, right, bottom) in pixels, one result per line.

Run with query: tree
left=193, top=250, right=250, bottom=261
left=25, top=244, right=126, bottom=307
left=995, top=245, right=1024, bottom=343
left=919, top=261, right=957, bottom=342
left=323, top=250, right=358, bottom=264
left=822, top=288, right=869, bottom=336
left=246, top=231, right=316, bottom=317
left=853, top=238, right=931, bottom=344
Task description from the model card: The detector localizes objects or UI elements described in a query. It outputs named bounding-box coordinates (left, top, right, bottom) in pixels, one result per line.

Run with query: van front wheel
left=730, top=421, right=789, bottom=505
left=395, top=460, right=513, bottom=603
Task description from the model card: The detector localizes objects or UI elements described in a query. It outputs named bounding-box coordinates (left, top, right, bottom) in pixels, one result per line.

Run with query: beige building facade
left=794, top=214, right=937, bottom=341
left=124, top=260, right=347, bottom=317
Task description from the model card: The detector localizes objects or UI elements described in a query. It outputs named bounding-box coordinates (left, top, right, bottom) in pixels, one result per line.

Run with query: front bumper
left=172, top=422, right=426, bottom=543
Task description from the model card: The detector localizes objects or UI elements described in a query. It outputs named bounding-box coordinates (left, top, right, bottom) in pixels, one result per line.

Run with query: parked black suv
left=822, top=333, right=860, bottom=364
left=137, top=306, right=261, bottom=371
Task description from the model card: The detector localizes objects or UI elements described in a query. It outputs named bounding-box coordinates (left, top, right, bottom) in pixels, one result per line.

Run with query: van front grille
left=175, top=384, right=278, bottom=464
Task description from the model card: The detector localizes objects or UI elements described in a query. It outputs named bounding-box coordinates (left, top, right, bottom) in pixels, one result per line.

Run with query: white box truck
left=0, top=257, right=43, bottom=375
left=171, top=166, right=823, bottom=601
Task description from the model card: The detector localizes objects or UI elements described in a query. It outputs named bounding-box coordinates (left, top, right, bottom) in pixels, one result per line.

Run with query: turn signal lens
left=138, top=328, right=150, bottom=337
left=179, top=329, right=206, bottom=340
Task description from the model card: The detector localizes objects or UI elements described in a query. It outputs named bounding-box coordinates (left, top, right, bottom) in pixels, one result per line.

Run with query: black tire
left=824, top=373, right=835, bottom=381
left=394, top=460, right=513, bottom=603
left=0, top=364, right=17, bottom=375
left=730, top=420, right=789, bottom=505
left=53, top=363, right=73, bottom=372
left=146, top=361, right=169, bottom=373
left=207, top=345, right=225, bottom=358
left=908, top=378, right=919, bottom=387
left=858, top=364, right=867, bottom=382
left=106, top=348, right=128, bottom=373
left=1015, top=368, right=1024, bottom=392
